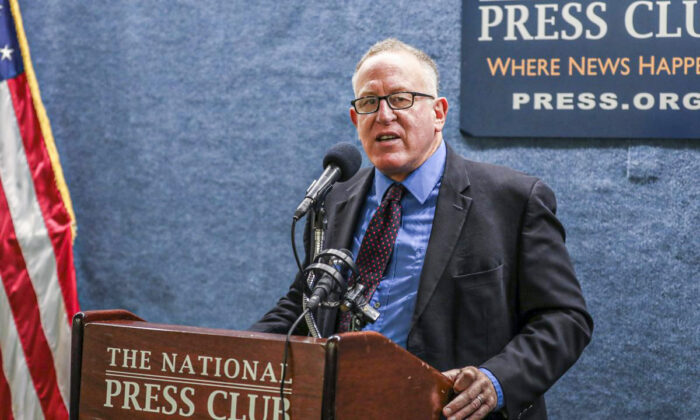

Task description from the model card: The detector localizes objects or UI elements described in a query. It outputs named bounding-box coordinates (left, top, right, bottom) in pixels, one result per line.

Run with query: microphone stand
left=301, top=202, right=378, bottom=336
left=301, top=204, right=326, bottom=338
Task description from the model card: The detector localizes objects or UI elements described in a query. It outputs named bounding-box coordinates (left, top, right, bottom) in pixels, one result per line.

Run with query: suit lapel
left=411, top=144, right=472, bottom=327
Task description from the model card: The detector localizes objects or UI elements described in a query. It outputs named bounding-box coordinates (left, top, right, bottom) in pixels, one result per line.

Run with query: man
left=251, top=39, right=593, bottom=420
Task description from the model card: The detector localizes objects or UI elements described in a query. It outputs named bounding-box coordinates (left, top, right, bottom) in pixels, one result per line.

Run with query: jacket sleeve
left=248, top=270, right=309, bottom=335
left=481, top=180, right=594, bottom=419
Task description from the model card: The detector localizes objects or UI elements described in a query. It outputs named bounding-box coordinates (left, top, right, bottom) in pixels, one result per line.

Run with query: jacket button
left=373, top=301, right=381, bottom=309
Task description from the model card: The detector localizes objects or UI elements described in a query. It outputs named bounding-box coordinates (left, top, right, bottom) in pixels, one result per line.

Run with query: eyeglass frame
left=350, top=91, right=436, bottom=114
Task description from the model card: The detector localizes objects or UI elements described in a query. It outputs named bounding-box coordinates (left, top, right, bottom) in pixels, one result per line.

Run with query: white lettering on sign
left=106, top=347, right=151, bottom=369
left=104, top=378, right=290, bottom=419
left=475, top=0, right=700, bottom=41
left=158, top=351, right=291, bottom=383
left=207, top=391, right=291, bottom=420
left=478, top=2, right=607, bottom=41
left=102, top=346, right=293, bottom=417
left=511, top=91, right=700, bottom=111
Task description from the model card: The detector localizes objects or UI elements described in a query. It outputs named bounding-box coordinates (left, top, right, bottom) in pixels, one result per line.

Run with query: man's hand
left=442, top=366, right=497, bottom=420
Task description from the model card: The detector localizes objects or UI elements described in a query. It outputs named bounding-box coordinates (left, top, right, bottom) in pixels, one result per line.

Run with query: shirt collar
left=373, top=140, right=446, bottom=205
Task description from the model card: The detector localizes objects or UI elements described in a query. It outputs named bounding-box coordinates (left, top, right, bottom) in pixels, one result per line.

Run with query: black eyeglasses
left=351, top=91, right=435, bottom=114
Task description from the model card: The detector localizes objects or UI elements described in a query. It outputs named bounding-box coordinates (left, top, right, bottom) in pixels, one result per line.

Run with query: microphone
left=294, top=142, right=362, bottom=220
left=305, top=249, right=357, bottom=310
left=307, top=270, right=341, bottom=311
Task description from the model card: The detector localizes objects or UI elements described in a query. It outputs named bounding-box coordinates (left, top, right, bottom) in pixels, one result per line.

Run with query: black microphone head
left=322, top=142, right=362, bottom=182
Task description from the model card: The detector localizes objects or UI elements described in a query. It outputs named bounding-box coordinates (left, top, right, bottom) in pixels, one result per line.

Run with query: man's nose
left=376, top=98, right=397, bottom=123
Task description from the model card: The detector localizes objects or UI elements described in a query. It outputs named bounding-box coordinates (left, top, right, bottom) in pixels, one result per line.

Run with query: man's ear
left=349, top=107, right=358, bottom=127
left=434, top=97, right=449, bottom=132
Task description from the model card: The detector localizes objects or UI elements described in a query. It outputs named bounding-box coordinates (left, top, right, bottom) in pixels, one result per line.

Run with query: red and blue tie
left=338, top=183, right=405, bottom=332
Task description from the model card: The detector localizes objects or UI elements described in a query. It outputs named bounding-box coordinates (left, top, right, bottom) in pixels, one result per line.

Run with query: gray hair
left=352, top=38, right=440, bottom=96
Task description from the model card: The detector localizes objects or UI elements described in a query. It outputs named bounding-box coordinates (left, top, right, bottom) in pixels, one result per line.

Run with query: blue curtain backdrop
left=20, top=1, right=698, bottom=418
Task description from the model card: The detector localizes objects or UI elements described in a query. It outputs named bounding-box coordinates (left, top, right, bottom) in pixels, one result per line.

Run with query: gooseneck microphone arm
left=301, top=205, right=325, bottom=338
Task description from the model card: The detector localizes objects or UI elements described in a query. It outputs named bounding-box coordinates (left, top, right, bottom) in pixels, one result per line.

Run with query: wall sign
left=460, top=0, right=700, bottom=138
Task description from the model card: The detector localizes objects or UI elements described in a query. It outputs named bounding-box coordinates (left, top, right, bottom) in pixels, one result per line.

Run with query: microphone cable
left=279, top=307, right=310, bottom=412
left=291, top=217, right=304, bottom=275
left=281, top=217, right=311, bottom=411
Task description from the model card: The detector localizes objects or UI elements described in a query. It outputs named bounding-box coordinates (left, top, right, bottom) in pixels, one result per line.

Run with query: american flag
left=0, top=0, right=79, bottom=418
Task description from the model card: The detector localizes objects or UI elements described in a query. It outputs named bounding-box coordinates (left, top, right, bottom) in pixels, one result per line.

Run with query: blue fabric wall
left=20, top=1, right=698, bottom=417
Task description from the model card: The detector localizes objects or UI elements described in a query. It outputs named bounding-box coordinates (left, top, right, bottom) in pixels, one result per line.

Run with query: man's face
left=350, top=51, right=448, bottom=182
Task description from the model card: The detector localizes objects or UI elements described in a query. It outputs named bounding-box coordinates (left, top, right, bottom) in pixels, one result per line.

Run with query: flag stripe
left=0, top=348, right=17, bottom=420
left=0, top=279, right=44, bottom=420
left=7, top=73, right=78, bottom=317
left=0, top=193, right=64, bottom=419
left=6, top=74, right=74, bottom=406
left=0, top=80, right=69, bottom=419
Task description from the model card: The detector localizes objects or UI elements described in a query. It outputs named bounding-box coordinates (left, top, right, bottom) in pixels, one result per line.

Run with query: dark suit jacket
left=251, top=143, right=593, bottom=420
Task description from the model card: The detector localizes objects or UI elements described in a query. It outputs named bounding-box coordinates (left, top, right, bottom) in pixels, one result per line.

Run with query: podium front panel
left=78, top=320, right=326, bottom=419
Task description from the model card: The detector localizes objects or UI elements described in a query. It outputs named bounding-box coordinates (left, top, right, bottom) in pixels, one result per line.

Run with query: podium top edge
left=83, top=318, right=328, bottom=344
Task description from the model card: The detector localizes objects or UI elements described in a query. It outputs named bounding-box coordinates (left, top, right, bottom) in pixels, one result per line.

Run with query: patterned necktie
left=338, top=183, right=405, bottom=332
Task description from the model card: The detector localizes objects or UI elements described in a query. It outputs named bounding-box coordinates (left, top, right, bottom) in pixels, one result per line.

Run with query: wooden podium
left=71, top=310, right=452, bottom=419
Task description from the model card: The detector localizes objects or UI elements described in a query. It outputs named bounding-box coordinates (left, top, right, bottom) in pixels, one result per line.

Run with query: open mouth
left=376, top=134, right=399, bottom=142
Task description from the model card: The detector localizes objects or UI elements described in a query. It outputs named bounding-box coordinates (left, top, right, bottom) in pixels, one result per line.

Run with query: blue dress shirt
left=350, top=140, right=504, bottom=409
left=351, top=142, right=445, bottom=348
